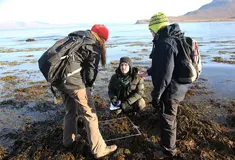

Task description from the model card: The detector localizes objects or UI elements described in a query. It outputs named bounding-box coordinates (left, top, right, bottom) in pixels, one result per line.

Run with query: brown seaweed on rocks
left=1, top=74, right=235, bottom=160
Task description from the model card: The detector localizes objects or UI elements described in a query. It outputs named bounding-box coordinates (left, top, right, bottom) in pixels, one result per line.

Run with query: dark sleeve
left=126, top=76, right=144, bottom=105
left=147, top=67, right=152, bottom=76
left=108, top=74, right=118, bottom=101
left=151, top=42, right=176, bottom=99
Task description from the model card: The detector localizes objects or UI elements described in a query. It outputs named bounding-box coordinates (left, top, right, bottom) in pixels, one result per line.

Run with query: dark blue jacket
left=147, top=23, right=187, bottom=101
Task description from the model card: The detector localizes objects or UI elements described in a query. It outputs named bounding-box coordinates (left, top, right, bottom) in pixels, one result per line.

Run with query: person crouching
left=108, top=57, right=146, bottom=114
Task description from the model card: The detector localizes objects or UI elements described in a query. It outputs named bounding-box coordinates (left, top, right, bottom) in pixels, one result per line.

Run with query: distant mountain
left=136, top=0, right=235, bottom=23
left=175, top=0, right=235, bottom=21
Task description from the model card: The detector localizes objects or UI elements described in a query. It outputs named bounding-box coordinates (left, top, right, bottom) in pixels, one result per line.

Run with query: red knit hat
left=91, top=24, right=109, bottom=41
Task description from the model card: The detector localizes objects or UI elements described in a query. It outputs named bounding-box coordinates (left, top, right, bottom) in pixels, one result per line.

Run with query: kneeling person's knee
left=137, top=98, right=146, bottom=110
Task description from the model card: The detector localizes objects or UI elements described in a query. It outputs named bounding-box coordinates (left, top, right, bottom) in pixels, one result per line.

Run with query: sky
left=0, top=0, right=213, bottom=24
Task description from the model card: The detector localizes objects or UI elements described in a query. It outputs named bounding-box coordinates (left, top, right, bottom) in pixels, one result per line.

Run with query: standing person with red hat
left=60, top=24, right=117, bottom=158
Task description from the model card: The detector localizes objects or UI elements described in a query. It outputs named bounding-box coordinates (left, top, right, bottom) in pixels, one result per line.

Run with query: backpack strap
left=50, top=85, right=58, bottom=104
left=59, top=35, right=86, bottom=61
left=170, top=36, right=192, bottom=62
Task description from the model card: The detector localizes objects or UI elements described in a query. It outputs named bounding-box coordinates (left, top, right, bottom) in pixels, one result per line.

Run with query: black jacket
left=108, top=67, right=144, bottom=105
left=64, top=30, right=101, bottom=90
left=147, top=23, right=187, bottom=100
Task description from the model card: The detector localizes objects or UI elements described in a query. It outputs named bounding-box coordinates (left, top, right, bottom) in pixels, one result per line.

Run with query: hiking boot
left=94, top=145, right=117, bottom=159
left=153, top=150, right=173, bottom=159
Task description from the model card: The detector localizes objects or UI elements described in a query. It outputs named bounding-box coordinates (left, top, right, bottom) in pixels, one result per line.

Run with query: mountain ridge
left=136, top=0, right=235, bottom=24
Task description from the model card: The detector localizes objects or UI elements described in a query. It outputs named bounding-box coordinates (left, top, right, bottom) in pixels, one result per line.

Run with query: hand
left=138, top=71, right=148, bottom=78
left=152, top=98, right=160, bottom=109
left=86, top=81, right=95, bottom=88
left=152, top=98, right=164, bottom=114
left=86, top=87, right=94, bottom=95
left=111, top=98, right=118, bottom=106
left=121, top=101, right=133, bottom=113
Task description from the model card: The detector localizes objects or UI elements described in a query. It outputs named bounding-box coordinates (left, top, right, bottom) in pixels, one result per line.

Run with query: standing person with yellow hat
left=139, top=13, right=189, bottom=159
left=54, top=24, right=117, bottom=159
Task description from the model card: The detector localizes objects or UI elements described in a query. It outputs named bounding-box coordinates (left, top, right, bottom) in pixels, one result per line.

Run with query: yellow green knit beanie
left=149, top=12, right=169, bottom=33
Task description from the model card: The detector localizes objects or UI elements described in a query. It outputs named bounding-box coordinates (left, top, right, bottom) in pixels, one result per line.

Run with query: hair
left=91, top=31, right=106, bottom=66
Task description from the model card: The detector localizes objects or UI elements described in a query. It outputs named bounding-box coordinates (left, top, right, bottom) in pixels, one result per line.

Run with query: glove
left=152, top=98, right=161, bottom=109
left=86, top=81, right=94, bottom=88
left=152, top=98, right=164, bottom=114
left=111, top=98, right=118, bottom=106
left=121, top=101, right=133, bottom=113
left=86, top=87, right=94, bottom=95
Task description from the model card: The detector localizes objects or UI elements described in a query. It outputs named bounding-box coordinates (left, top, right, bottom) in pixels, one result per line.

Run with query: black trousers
left=159, top=99, right=179, bottom=156
left=154, top=80, right=188, bottom=156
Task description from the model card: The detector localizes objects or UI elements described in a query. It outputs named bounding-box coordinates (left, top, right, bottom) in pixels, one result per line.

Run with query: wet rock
left=131, top=57, right=142, bottom=60
left=213, top=56, right=235, bottom=64
left=0, top=76, right=17, bottom=82
left=0, top=61, right=20, bottom=66
left=141, top=49, right=148, bottom=52
left=26, top=38, right=35, bottom=42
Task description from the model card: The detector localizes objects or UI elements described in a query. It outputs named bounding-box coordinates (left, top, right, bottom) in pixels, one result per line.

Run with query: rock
left=26, top=38, right=35, bottom=42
